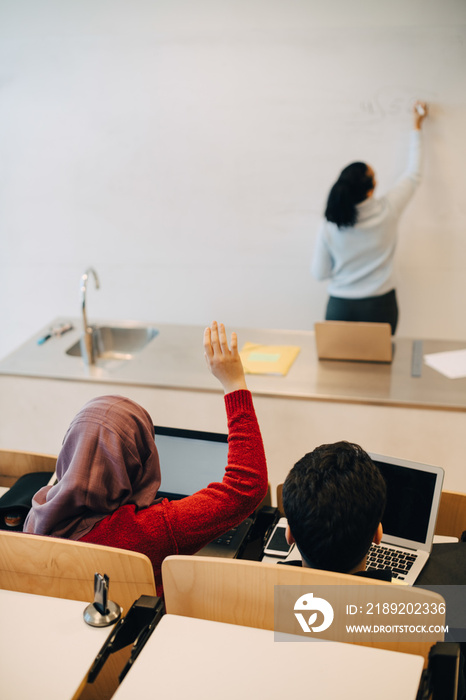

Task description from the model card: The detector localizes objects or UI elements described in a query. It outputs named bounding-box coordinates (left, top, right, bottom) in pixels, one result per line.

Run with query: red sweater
left=80, top=390, right=268, bottom=595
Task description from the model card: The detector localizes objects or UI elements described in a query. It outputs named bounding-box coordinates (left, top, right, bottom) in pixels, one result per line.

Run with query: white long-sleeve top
left=311, top=130, right=422, bottom=299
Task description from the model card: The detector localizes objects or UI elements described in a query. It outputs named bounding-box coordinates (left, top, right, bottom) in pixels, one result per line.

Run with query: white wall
left=1, top=0, right=465, bottom=360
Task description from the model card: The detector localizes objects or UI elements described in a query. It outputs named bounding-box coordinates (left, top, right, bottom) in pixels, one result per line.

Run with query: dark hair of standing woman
left=325, top=162, right=374, bottom=229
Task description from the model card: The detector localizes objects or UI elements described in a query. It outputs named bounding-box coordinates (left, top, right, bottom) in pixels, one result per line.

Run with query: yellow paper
left=240, top=342, right=300, bottom=376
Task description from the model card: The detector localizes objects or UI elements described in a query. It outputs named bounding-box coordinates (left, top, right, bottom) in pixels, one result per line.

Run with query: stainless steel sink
left=66, top=325, right=159, bottom=361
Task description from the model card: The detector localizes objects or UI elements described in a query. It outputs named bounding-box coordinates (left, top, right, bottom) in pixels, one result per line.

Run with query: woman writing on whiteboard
left=311, top=101, right=428, bottom=334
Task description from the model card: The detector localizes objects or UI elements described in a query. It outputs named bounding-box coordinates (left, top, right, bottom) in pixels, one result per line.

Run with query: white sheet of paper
left=424, top=349, right=466, bottom=379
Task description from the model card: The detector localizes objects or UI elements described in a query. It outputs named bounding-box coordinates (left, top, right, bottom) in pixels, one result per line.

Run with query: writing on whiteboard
left=360, top=87, right=437, bottom=122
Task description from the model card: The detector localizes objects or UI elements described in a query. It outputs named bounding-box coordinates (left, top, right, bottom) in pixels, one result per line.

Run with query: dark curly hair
left=282, top=441, right=386, bottom=573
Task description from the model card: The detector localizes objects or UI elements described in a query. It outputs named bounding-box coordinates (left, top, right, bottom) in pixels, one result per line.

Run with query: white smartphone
left=263, top=518, right=294, bottom=558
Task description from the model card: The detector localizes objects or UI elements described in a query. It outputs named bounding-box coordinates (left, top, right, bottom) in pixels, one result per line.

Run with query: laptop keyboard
left=197, top=517, right=254, bottom=558
left=211, top=525, right=241, bottom=547
left=366, top=543, right=417, bottom=580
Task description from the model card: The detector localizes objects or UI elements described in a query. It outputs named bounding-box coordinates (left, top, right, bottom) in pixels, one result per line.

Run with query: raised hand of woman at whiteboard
left=204, top=321, right=248, bottom=394
left=413, top=101, right=428, bottom=130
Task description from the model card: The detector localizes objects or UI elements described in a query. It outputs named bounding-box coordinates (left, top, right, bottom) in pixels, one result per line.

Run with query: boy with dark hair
left=282, top=441, right=387, bottom=577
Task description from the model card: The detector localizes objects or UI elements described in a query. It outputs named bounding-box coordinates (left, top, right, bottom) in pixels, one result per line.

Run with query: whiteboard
left=0, top=1, right=465, bottom=359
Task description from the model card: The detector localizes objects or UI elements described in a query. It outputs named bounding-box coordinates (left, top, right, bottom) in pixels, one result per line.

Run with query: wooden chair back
left=276, top=483, right=284, bottom=514
left=260, top=481, right=272, bottom=508
left=162, top=555, right=445, bottom=664
left=0, top=448, right=57, bottom=488
left=436, top=490, right=466, bottom=539
left=0, top=530, right=156, bottom=615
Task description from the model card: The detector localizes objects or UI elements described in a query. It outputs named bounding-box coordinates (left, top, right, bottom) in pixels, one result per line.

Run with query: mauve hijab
left=23, top=395, right=161, bottom=539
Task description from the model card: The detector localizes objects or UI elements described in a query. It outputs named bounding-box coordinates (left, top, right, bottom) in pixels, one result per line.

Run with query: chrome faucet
left=80, top=267, right=100, bottom=365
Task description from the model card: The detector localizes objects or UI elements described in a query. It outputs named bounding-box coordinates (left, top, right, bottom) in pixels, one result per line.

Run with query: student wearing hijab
left=311, top=101, right=428, bottom=334
left=24, top=321, right=268, bottom=595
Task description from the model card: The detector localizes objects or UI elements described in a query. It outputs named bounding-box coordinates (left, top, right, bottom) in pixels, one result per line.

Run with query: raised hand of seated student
left=204, top=321, right=248, bottom=394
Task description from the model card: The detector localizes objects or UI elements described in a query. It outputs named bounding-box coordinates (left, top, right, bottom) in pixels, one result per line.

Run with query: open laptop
left=366, top=453, right=444, bottom=584
left=314, top=321, right=393, bottom=363
left=264, top=454, right=444, bottom=585
left=154, top=426, right=254, bottom=558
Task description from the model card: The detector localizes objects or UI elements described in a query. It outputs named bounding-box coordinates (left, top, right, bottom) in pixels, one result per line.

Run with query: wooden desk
left=113, top=614, right=424, bottom=700
left=0, top=590, right=111, bottom=700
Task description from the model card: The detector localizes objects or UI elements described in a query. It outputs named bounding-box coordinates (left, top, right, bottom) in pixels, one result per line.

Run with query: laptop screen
left=154, top=426, right=228, bottom=500
left=371, top=455, right=444, bottom=547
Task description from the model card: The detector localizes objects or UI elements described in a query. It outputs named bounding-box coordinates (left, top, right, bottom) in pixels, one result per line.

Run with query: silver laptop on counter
left=314, top=321, right=393, bottom=363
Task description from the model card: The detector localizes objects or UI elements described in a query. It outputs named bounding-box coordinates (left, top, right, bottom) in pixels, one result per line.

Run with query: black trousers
left=325, top=289, right=399, bottom=335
